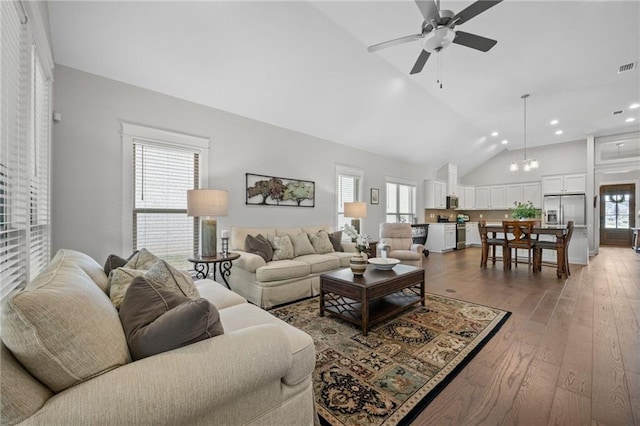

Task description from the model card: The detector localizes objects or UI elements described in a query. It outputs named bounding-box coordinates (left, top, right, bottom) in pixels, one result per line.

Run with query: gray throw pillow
left=104, top=251, right=138, bottom=277
left=244, top=234, right=273, bottom=262
left=328, top=231, right=344, bottom=252
left=119, top=276, right=224, bottom=361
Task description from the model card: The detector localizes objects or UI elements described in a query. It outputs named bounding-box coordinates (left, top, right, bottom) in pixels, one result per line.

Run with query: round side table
left=188, top=252, right=240, bottom=289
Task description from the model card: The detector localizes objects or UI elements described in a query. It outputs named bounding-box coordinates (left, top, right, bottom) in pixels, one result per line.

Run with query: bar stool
left=534, top=221, right=574, bottom=275
left=503, top=220, right=536, bottom=271
left=479, top=220, right=507, bottom=269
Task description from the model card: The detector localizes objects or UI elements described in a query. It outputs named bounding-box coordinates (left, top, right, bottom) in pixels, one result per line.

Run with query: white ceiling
left=47, top=1, right=640, bottom=175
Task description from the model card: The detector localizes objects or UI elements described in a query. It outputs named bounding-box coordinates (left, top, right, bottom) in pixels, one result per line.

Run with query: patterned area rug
left=271, top=292, right=510, bottom=426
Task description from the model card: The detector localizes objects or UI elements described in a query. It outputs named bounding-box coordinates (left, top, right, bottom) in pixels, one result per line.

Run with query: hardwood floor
left=411, top=246, right=640, bottom=425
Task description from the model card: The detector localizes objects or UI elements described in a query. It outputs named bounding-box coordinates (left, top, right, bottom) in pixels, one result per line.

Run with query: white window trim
left=385, top=176, right=418, bottom=222
left=121, top=122, right=209, bottom=255
left=335, top=164, right=364, bottom=229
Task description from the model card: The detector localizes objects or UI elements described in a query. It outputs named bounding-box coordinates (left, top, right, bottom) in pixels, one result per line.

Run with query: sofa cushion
left=289, top=232, right=316, bottom=257
left=244, top=233, right=273, bottom=262
left=2, top=259, right=131, bottom=392
left=308, top=231, right=334, bottom=254
left=0, top=343, right=53, bottom=425
left=49, top=249, right=110, bottom=293
left=144, top=260, right=199, bottom=299
left=325, top=251, right=354, bottom=268
left=108, top=267, right=145, bottom=309
left=231, top=226, right=276, bottom=251
left=328, top=231, right=344, bottom=252
left=295, top=254, right=341, bottom=274
left=195, top=279, right=247, bottom=309
left=256, top=260, right=310, bottom=283
left=119, top=277, right=224, bottom=361
left=219, top=303, right=315, bottom=386
left=124, top=248, right=160, bottom=270
left=268, top=235, right=295, bottom=261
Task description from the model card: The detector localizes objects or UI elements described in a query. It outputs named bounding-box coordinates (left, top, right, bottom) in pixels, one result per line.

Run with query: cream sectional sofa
left=229, top=225, right=355, bottom=309
left=1, top=249, right=316, bottom=425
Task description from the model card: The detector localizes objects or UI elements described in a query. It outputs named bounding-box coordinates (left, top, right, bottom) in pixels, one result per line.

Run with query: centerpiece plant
left=510, top=200, right=541, bottom=219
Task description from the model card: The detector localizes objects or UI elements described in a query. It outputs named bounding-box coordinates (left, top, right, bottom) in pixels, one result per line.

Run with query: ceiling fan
left=368, top=0, right=503, bottom=74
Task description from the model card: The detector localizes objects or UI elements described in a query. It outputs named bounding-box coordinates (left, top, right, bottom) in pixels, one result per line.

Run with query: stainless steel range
left=455, top=223, right=466, bottom=250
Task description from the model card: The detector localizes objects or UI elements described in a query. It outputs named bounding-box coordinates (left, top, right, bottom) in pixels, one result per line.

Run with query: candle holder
left=221, top=237, right=229, bottom=257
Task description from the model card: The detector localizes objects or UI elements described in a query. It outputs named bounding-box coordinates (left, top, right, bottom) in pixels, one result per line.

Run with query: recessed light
left=491, top=131, right=499, bottom=137
left=555, top=130, right=563, bottom=135
left=626, top=117, right=636, bottom=123
left=550, top=119, right=559, bottom=125
left=630, top=103, right=640, bottom=109
left=501, top=139, right=508, bottom=144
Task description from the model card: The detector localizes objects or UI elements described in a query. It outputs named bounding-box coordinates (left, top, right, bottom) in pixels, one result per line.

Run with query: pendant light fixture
left=510, top=94, right=539, bottom=172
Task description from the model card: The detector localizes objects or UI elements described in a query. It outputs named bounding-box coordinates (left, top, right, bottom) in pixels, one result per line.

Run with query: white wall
left=461, top=139, right=587, bottom=185
left=52, top=65, right=429, bottom=262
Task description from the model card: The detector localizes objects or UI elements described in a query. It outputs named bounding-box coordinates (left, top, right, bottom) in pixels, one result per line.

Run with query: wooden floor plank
left=557, top=323, right=593, bottom=397
left=547, top=387, right=591, bottom=426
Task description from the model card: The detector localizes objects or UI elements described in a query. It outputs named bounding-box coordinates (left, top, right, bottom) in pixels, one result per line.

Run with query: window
left=122, top=123, right=208, bottom=270
left=1, top=2, right=52, bottom=300
left=336, top=166, right=363, bottom=232
left=604, top=193, right=630, bottom=229
left=386, top=180, right=416, bottom=224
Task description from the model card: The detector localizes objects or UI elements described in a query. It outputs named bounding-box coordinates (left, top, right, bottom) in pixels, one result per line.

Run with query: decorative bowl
left=367, top=257, right=400, bottom=270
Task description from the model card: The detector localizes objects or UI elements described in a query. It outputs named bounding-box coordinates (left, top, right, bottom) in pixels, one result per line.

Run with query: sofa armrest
left=231, top=250, right=266, bottom=273
left=27, top=325, right=291, bottom=425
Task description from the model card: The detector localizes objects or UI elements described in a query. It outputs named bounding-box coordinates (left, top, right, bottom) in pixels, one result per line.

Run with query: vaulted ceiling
left=48, top=1, right=640, bottom=175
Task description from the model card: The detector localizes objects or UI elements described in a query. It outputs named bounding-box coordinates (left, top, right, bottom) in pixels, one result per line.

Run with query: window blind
left=1, top=2, right=30, bottom=300
left=337, top=174, right=360, bottom=231
left=132, top=141, right=199, bottom=270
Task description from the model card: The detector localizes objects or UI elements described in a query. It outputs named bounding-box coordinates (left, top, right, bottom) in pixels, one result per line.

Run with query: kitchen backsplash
left=423, top=209, right=514, bottom=223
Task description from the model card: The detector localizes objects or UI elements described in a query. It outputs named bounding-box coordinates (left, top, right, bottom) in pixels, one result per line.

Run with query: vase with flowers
left=343, top=223, right=370, bottom=275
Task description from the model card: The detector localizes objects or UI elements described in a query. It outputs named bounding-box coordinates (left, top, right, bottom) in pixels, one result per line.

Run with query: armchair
left=378, top=223, right=425, bottom=267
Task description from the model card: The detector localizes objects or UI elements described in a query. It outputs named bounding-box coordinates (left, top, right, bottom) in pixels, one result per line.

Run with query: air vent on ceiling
left=618, top=62, right=636, bottom=73
left=612, top=110, right=624, bottom=115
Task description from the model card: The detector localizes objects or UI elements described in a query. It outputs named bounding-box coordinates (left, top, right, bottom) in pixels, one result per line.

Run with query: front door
left=600, top=183, right=635, bottom=246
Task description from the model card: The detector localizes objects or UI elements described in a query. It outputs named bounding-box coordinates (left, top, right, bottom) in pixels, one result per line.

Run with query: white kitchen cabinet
left=490, top=186, right=507, bottom=208
left=542, top=173, right=586, bottom=194
left=523, top=182, right=542, bottom=207
left=506, top=184, right=524, bottom=208
left=465, top=222, right=481, bottom=246
left=425, top=223, right=456, bottom=253
left=463, top=186, right=475, bottom=209
left=475, top=187, right=490, bottom=208
left=424, top=180, right=446, bottom=209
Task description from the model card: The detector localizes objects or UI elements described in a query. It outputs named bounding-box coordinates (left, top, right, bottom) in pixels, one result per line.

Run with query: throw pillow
left=244, top=234, right=273, bottom=262
left=268, top=234, right=294, bottom=261
left=308, top=231, right=335, bottom=254
left=328, top=231, right=344, bottom=252
left=108, top=267, right=145, bottom=309
left=104, top=254, right=129, bottom=277
left=124, top=248, right=159, bottom=270
left=289, top=232, right=316, bottom=257
left=119, top=276, right=224, bottom=361
left=144, top=260, right=200, bottom=300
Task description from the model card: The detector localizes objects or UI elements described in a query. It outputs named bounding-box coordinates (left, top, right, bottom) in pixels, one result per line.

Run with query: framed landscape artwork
left=371, top=188, right=379, bottom=205
left=246, top=173, right=315, bottom=207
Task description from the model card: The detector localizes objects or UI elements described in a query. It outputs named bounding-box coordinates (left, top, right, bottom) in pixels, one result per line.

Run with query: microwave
left=446, top=196, right=459, bottom=209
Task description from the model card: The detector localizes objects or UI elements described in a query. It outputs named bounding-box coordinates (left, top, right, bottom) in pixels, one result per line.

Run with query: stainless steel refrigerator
left=543, top=194, right=586, bottom=225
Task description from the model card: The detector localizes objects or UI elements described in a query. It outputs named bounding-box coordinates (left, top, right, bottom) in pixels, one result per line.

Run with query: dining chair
left=502, top=220, right=536, bottom=271
left=479, top=220, right=507, bottom=269
left=533, top=221, right=574, bottom=275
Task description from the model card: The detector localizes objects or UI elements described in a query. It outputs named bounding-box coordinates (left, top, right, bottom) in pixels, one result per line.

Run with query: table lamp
left=344, top=202, right=367, bottom=235
left=187, top=189, right=228, bottom=257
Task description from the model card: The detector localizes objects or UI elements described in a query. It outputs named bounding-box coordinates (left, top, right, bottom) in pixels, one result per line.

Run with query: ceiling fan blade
left=414, top=0, right=439, bottom=22
left=452, top=0, right=502, bottom=26
left=452, top=31, right=497, bottom=52
left=367, top=34, right=424, bottom=53
left=410, top=50, right=431, bottom=74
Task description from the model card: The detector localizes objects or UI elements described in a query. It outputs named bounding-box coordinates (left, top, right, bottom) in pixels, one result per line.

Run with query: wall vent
left=618, top=62, right=636, bottom=73
left=612, top=110, right=624, bottom=115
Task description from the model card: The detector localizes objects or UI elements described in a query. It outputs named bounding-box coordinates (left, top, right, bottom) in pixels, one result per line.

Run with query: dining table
left=480, top=223, right=570, bottom=279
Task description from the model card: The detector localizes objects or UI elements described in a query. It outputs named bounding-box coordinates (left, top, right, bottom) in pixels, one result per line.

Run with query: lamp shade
left=187, top=189, right=228, bottom=217
left=344, top=202, right=367, bottom=219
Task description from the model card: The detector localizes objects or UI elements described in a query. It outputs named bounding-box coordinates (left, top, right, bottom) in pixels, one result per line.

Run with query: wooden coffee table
left=319, top=264, right=425, bottom=336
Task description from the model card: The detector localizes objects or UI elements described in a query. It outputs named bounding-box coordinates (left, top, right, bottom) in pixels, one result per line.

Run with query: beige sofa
left=229, top=225, right=355, bottom=309
left=1, top=249, right=316, bottom=425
